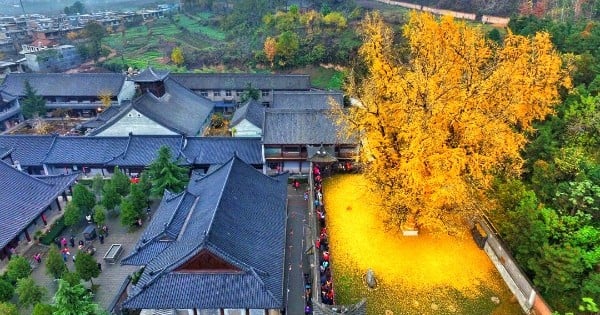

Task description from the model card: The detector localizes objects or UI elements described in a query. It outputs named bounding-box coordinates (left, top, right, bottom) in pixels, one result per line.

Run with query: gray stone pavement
left=285, top=184, right=311, bottom=315
left=27, top=205, right=152, bottom=312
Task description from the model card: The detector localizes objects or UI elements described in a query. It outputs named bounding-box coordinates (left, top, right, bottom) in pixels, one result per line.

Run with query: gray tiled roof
left=0, top=146, right=13, bottom=159
left=88, top=78, right=215, bottom=137
left=271, top=91, right=343, bottom=110
left=230, top=100, right=264, bottom=128
left=0, top=135, right=56, bottom=166
left=182, top=137, right=263, bottom=165
left=131, top=67, right=170, bottom=82
left=0, top=90, right=17, bottom=104
left=43, top=136, right=129, bottom=165
left=131, top=78, right=214, bottom=136
left=263, top=109, right=345, bottom=145
left=171, top=73, right=311, bottom=91
left=122, top=156, right=288, bottom=310
left=0, top=160, right=78, bottom=249
left=80, top=105, right=123, bottom=129
left=107, top=135, right=184, bottom=166
left=0, top=135, right=263, bottom=168
left=2, top=73, right=125, bottom=97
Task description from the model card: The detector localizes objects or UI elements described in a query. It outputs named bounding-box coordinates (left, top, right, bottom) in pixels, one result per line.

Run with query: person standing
left=69, top=235, right=75, bottom=247
left=99, top=233, right=104, bottom=244
left=60, top=237, right=68, bottom=248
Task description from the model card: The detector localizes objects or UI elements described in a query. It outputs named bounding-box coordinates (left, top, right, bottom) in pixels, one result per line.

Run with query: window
left=261, top=102, right=270, bottom=107
left=225, top=90, right=232, bottom=97
left=200, top=90, right=208, bottom=97
left=213, top=90, right=221, bottom=97
left=236, top=90, right=243, bottom=96
left=265, top=147, right=281, bottom=157
left=261, top=90, right=270, bottom=97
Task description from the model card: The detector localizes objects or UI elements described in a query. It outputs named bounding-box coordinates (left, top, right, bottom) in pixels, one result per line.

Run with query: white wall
left=232, top=119, right=261, bottom=137
left=118, top=80, right=137, bottom=104
left=96, top=108, right=178, bottom=136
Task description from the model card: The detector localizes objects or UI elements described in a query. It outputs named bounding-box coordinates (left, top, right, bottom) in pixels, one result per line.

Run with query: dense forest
left=486, top=16, right=600, bottom=313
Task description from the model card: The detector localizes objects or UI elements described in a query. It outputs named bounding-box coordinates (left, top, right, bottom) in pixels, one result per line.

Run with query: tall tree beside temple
left=334, top=12, right=569, bottom=233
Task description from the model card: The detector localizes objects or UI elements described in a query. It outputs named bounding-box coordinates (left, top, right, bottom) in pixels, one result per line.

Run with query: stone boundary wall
left=371, top=0, right=510, bottom=26
left=476, top=216, right=552, bottom=315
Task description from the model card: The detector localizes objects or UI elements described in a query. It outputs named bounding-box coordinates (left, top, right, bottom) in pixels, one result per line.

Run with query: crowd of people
left=305, top=164, right=335, bottom=314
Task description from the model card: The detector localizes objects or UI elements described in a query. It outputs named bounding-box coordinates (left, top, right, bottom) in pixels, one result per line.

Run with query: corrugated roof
left=2, top=73, right=125, bottom=97
left=122, top=156, right=288, bottom=310
left=171, top=73, right=311, bottom=91
left=0, top=161, right=78, bottom=249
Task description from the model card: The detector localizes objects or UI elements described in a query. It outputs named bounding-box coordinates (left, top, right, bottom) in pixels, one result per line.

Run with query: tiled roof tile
left=171, top=73, right=311, bottom=91
left=230, top=100, right=264, bottom=129
left=2, top=73, right=125, bottom=97
left=271, top=91, right=343, bottom=110
left=122, top=156, right=288, bottom=309
left=0, top=161, right=78, bottom=249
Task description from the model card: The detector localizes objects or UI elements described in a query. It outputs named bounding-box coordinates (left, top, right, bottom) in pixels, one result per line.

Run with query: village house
left=23, top=44, right=83, bottom=72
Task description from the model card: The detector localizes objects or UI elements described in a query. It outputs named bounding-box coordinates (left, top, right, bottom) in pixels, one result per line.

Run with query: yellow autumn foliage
left=98, top=90, right=113, bottom=108
left=324, top=174, right=522, bottom=314
left=264, top=36, right=277, bottom=67
left=333, top=12, right=570, bottom=233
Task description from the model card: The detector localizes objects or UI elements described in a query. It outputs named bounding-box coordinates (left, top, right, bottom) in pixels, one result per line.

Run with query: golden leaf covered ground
left=323, top=174, right=523, bottom=314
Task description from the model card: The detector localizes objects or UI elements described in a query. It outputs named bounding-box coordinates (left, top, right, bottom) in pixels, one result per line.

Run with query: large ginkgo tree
left=335, top=12, right=570, bottom=233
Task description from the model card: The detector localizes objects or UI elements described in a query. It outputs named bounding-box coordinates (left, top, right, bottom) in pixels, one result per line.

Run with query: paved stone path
left=27, top=204, right=152, bottom=312
left=285, top=184, right=311, bottom=315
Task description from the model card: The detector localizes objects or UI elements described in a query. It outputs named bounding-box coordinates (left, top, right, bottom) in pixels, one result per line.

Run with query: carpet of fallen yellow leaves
left=323, top=174, right=523, bottom=315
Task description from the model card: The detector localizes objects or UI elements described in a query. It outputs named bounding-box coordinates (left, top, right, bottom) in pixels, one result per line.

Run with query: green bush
left=40, top=217, right=65, bottom=246
left=0, top=279, right=14, bottom=302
